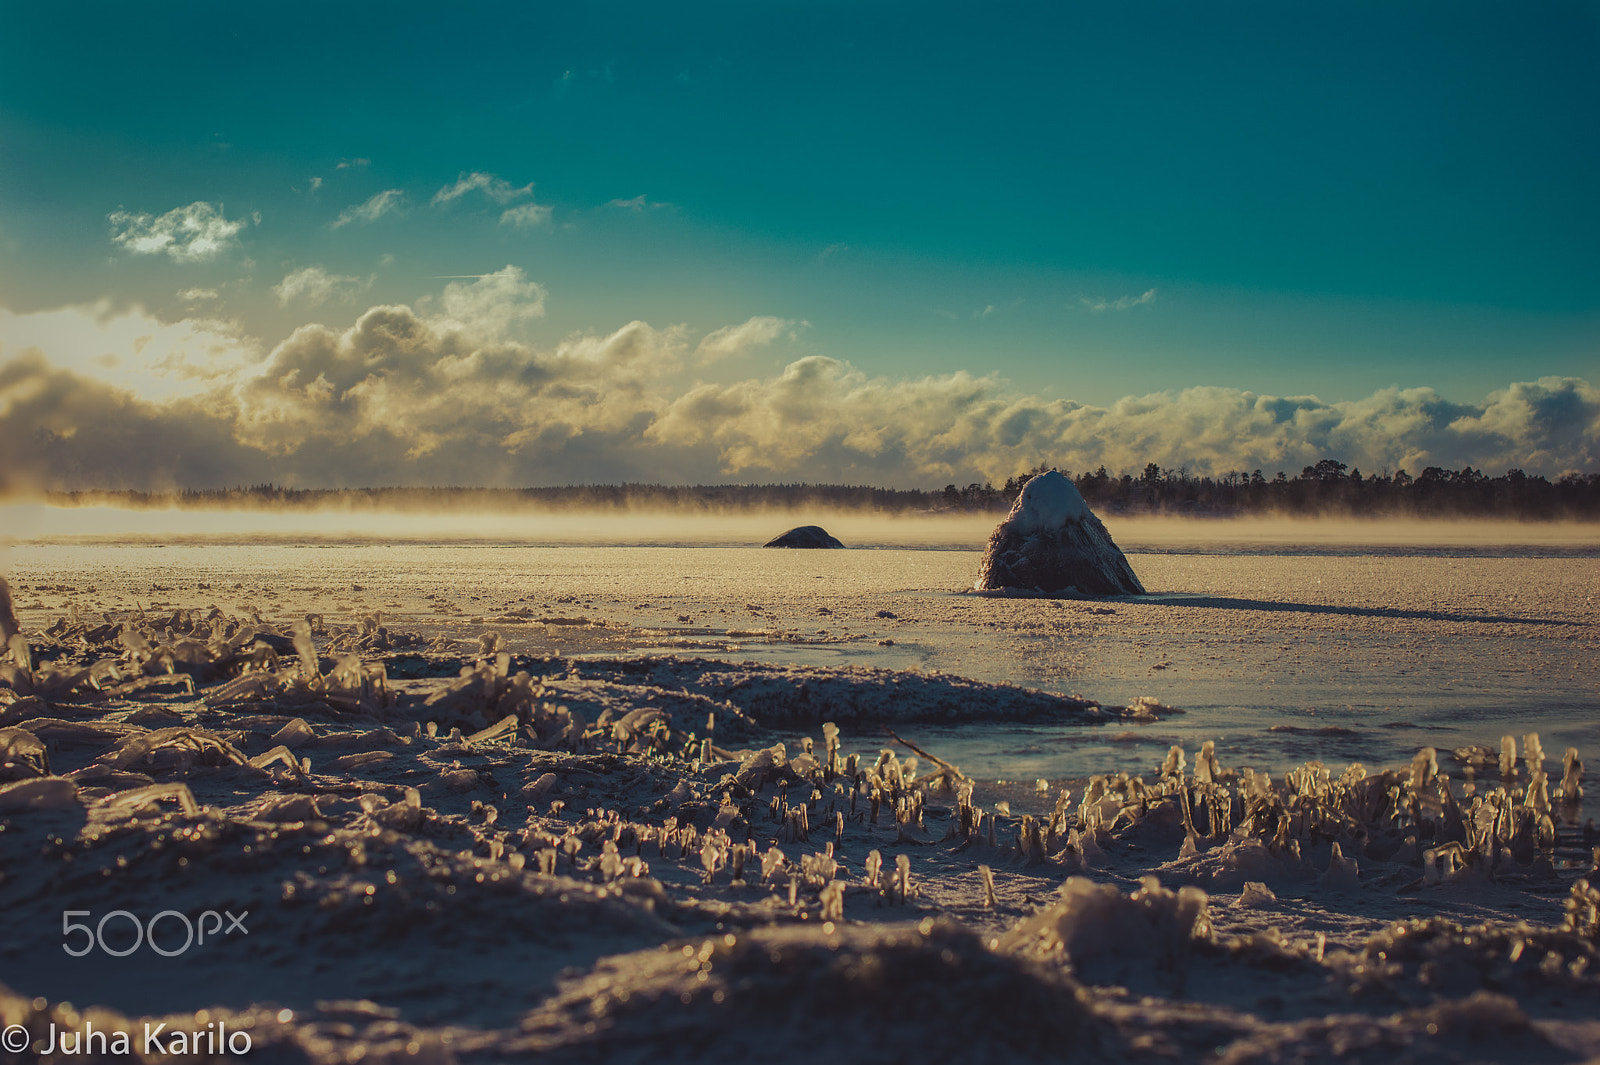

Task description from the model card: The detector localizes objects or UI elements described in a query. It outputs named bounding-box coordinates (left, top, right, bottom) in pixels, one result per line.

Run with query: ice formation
left=2, top=584, right=1598, bottom=1063
left=762, top=524, right=845, bottom=548
left=976, top=471, right=1145, bottom=596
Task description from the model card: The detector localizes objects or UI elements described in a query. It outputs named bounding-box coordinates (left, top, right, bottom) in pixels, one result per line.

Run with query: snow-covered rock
left=976, top=471, right=1144, bottom=596
left=763, top=525, right=845, bottom=548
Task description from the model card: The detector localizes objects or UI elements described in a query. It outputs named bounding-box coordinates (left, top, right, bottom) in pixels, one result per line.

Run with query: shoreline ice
left=1, top=588, right=1597, bottom=1062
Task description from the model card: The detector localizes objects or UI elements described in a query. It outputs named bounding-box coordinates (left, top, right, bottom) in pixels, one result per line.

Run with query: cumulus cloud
left=107, top=202, right=253, bottom=261
left=1081, top=288, right=1157, bottom=312
left=427, top=265, right=547, bottom=331
left=694, top=316, right=799, bottom=364
left=647, top=363, right=1600, bottom=482
left=3, top=285, right=1595, bottom=492
left=332, top=190, right=404, bottom=228
left=272, top=266, right=375, bottom=307
left=177, top=288, right=219, bottom=303
left=432, top=171, right=535, bottom=206
left=233, top=278, right=683, bottom=468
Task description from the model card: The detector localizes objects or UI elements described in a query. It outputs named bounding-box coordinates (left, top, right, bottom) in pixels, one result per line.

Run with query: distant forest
left=42, top=460, right=1600, bottom=520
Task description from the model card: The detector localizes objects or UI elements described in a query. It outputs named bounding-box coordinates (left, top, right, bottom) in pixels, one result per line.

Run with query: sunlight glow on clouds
left=0, top=280, right=1594, bottom=493
left=232, top=274, right=680, bottom=468
left=0, top=303, right=258, bottom=404
left=107, top=202, right=253, bottom=261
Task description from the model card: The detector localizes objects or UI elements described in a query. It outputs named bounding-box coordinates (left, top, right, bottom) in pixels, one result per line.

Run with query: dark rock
left=763, top=525, right=845, bottom=549
left=977, top=471, right=1144, bottom=596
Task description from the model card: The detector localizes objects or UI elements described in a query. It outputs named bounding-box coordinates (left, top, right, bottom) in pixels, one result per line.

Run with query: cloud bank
left=1, top=284, right=1594, bottom=493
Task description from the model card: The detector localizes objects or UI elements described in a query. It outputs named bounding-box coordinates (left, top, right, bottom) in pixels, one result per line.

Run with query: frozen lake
left=4, top=509, right=1600, bottom=1059
left=5, top=509, right=1596, bottom=787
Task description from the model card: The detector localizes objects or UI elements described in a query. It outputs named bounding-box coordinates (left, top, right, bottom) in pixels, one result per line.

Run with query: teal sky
left=0, top=1, right=1596, bottom=488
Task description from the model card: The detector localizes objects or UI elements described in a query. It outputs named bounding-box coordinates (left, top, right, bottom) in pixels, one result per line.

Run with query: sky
left=0, top=0, right=1596, bottom=491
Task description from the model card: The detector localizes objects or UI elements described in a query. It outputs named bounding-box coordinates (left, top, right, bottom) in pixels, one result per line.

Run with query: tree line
left=952, top=460, right=1600, bottom=519
left=40, top=461, right=1600, bottom=520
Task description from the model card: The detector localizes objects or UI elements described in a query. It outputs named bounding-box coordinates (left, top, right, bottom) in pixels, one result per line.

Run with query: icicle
left=1524, top=733, right=1546, bottom=778
left=819, top=881, right=845, bottom=921
left=1161, top=745, right=1187, bottom=779
left=864, top=849, right=882, bottom=889
left=895, top=853, right=913, bottom=903
left=1558, top=748, right=1584, bottom=804
left=1410, top=747, right=1438, bottom=797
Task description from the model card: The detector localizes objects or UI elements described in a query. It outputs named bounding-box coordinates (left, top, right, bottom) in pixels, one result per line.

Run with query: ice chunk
left=1234, top=881, right=1278, bottom=909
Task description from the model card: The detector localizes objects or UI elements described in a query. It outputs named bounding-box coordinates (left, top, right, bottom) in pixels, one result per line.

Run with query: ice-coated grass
left=2, top=572, right=1598, bottom=1062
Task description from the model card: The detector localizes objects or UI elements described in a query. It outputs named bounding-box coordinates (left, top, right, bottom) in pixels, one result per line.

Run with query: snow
left=1009, top=469, right=1093, bottom=532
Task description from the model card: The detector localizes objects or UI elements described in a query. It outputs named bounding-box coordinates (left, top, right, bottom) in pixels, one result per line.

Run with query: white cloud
left=4, top=288, right=1594, bottom=490
left=694, top=316, right=800, bottom=364
left=107, top=202, right=252, bottom=262
left=331, top=189, right=404, bottom=229
left=648, top=362, right=1600, bottom=483
left=272, top=266, right=375, bottom=307
left=232, top=293, right=682, bottom=464
left=1081, top=288, right=1158, bottom=312
left=432, top=171, right=535, bottom=206
left=177, top=287, right=219, bottom=303
left=430, top=266, right=547, bottom=331
left=335, top=158, right=371, bottom=170
left=500, top=203, right=554, bottom=228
